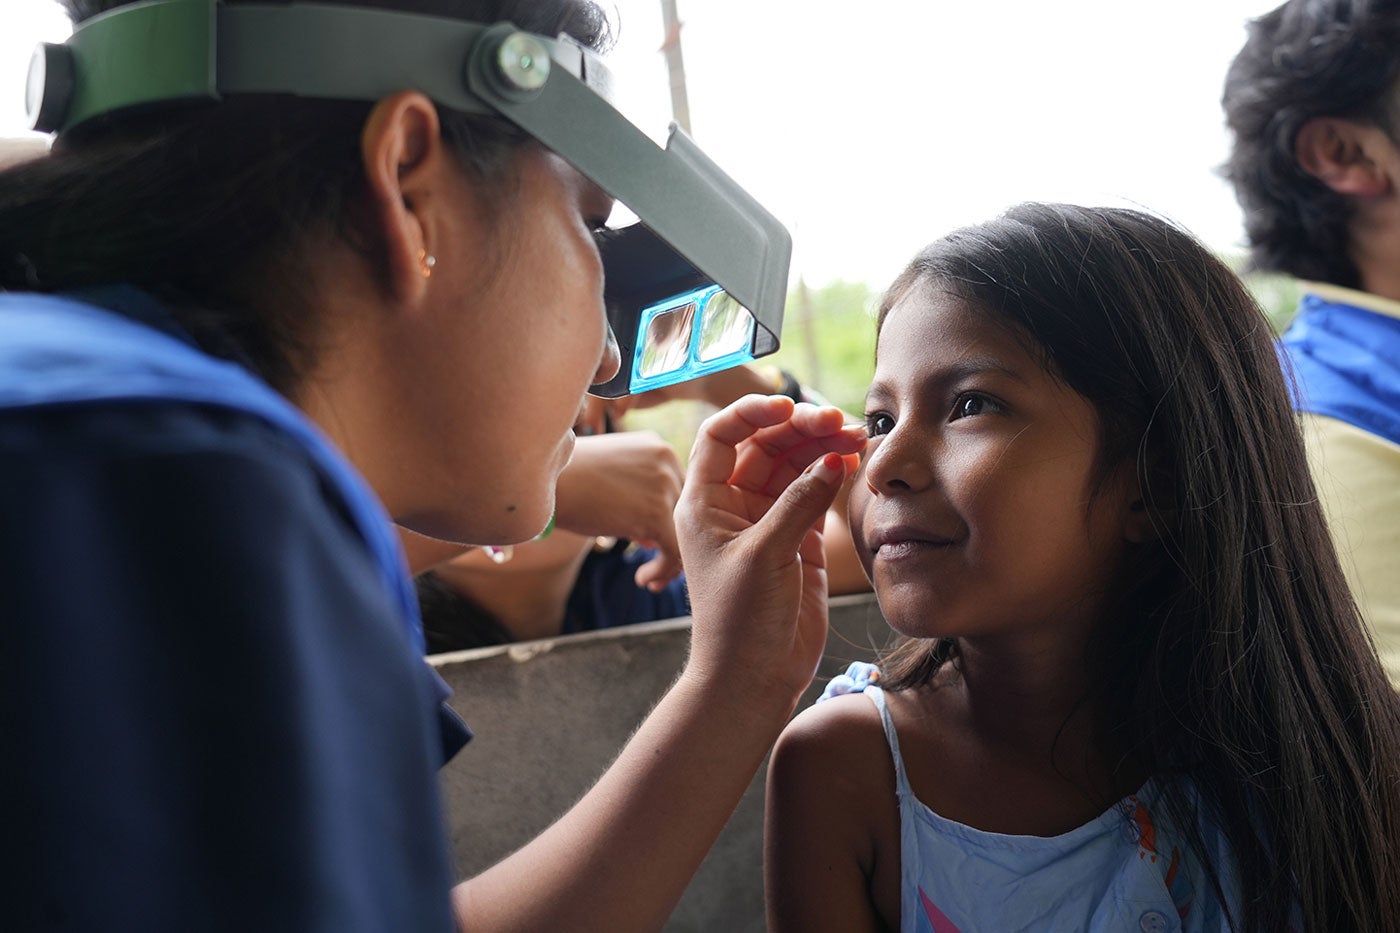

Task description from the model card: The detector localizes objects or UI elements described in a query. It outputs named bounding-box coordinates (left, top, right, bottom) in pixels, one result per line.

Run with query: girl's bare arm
left=766, top=695, right=895, bottom=933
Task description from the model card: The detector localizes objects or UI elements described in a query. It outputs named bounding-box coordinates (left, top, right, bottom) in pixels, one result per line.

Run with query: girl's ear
left=1116, top=459, right=1171, bottom=544
left=1125, top=497, right=1164, bottom=544
left=358, top=91, right=444, bottom=303
left=1295, top=117, right=1393, bottom=197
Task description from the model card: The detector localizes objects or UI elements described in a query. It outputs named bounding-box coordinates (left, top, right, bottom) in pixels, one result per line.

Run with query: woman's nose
left=593, top=325, right=622, bottom=386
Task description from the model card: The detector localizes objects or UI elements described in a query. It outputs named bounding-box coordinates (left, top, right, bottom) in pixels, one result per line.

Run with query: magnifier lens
left=696, top=290, right=755, bottom=362
left=637, top=301, right=696, bottom=378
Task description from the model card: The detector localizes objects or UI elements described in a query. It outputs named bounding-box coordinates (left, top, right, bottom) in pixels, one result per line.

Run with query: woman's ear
left=359, top=91, right=444, bottom=303
left=1295, top=117, right=1393, bottom=197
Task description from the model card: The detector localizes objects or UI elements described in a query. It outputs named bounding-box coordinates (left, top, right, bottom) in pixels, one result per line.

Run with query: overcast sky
left=1, top=0, right=1280, bottom=289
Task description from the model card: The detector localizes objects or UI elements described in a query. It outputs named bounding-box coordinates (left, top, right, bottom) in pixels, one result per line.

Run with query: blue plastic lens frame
left=628, top=284, right=757, bottom=395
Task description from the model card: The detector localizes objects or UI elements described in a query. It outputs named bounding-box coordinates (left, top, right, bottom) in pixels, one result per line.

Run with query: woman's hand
left=552, top=430, right=686, bottom=588
left=675, top=395, right=866, bottom=706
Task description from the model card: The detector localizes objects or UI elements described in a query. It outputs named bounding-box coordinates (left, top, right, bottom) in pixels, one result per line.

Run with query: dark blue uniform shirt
left=0, top=289, right=466, bottom=931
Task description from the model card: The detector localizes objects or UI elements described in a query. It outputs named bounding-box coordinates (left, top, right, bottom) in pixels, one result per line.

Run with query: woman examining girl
left=765, top=203, right=1400, bottom=932
left=1, top=0, right=865, bottom=929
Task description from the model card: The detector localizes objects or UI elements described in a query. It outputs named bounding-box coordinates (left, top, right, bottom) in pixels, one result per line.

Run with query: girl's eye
left=950, top=392, right=1002, bottom=421
left=865, top=412, right=895, bottom=437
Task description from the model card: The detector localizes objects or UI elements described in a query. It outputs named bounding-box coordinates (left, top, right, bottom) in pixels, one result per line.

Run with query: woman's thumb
left=758, top=453, right=846, bottom=550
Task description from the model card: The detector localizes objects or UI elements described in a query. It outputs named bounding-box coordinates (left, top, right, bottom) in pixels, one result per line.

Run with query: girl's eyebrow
left=939, top=355, right=1030, bottom=386
left=867, top=355, right=1029, bottom=405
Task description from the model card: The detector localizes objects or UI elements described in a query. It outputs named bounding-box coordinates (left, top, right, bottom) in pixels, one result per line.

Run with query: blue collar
left=0, top=286, right=426, bottom=653
left=1279, top=292, right=1400, bottom=447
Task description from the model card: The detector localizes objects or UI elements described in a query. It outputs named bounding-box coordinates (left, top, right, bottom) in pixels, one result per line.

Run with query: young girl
left=765, top=203, right=1400, bottom=932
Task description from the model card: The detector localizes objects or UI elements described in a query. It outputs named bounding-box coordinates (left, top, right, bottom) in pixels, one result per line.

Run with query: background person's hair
left=875, top=203, right=1400, bottom=933
left=0, top=0, right=612, bottom=394
left=1221, top=0, right=1400, bottom=287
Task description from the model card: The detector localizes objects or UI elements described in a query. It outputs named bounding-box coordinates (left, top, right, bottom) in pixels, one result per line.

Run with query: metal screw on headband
left=495, top=32, right=551, bottom=92
left=26, top=43, right=74, bottom=133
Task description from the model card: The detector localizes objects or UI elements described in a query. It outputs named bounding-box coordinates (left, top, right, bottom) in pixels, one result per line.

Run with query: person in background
left=765, top=204, right=1400, bottom=932
left=1222, top=0, right=1400, bottom=682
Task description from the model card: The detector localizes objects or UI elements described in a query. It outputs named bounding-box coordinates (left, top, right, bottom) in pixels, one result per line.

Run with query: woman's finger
left=731, top=423, right=867, bottom=497
left=747, top=452, right=848, bottom=565
left=685, top=394, right=796, bottom=489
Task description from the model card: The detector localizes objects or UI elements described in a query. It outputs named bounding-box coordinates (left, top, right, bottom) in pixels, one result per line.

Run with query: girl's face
left=850, top=284, right=1138, bottom=649
left=398, top=147, right=619, bottom=544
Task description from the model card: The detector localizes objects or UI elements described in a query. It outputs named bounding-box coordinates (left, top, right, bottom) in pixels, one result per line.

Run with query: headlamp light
left=24, top=0, right=791, bottom=397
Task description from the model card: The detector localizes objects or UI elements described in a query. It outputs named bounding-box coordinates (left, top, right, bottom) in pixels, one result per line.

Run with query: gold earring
left=418, top=249, right=437, bottom=279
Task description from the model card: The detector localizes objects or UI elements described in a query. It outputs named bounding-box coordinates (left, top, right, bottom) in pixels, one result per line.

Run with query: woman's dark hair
left=0, top=0, right=612, bottom=394
left=876, top=203, right=1400, bottom=932
left=1222, top=0, right=1400, bottom=287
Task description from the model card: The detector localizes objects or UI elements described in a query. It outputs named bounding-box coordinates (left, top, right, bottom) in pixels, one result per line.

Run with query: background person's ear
left=358, top=91, right=444, bottom=302
left=1295, top=117, right=1393, bottom=197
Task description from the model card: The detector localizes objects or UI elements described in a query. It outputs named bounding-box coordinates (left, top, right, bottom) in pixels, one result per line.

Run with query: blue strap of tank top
left=1280, top=293, right=1400, bottom=447
left=0, top=287, right=425, bottom=653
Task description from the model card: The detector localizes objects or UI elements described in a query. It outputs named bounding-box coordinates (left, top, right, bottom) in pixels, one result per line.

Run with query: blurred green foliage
left=1232, top=262, right=1304, bottom=335
left=760, top=278, right=879, bottom=418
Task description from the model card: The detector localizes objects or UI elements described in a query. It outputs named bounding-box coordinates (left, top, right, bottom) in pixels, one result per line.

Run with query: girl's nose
left=861, top=425, right=933, bottom=494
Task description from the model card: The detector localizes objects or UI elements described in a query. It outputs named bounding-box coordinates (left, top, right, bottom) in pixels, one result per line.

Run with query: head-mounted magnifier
left=25, top=0, right=790, bottom=397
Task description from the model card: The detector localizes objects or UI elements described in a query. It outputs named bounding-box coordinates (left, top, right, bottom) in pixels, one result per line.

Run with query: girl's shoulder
left=777, top=690, right=888, bottom=767
left=768, top=685, right=905, bottom=928
left=771, top=686, right=902, bottom=834
left=776, top=662, right=946, bottom=779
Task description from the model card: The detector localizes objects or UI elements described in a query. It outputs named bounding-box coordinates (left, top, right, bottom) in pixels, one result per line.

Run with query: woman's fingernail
left=812, top=452, right=843, bottom=484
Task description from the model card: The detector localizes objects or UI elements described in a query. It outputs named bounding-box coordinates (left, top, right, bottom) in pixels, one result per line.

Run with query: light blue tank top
left=865, top=685, right=1239, bottom=932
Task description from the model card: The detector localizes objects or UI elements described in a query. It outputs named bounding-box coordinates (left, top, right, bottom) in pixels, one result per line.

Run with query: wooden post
left=659, top=0, right=692, bottom=135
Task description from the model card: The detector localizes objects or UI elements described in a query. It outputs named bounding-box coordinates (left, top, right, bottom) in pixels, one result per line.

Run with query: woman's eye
left=951, top=392, right=1001, bottom=420
left=865, top=412, right=895, bottom=437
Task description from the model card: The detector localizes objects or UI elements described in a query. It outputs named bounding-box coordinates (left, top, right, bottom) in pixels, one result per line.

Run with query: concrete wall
left=432, top=592, right=894, bottom=932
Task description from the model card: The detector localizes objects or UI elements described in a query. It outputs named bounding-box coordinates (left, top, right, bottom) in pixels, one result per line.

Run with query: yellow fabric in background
left=1302, top=413, right=1400, bottom=685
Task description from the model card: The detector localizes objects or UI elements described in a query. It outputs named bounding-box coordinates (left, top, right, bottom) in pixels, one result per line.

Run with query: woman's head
left=869, top=203, right=1400, bottom=932
left=7, top=0, right=613, bottom=385
left=2, top=0, right=620, bottom=543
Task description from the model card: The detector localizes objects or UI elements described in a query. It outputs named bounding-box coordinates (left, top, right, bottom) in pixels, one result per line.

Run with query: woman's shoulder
left=0, top=396, right=314, bottom=483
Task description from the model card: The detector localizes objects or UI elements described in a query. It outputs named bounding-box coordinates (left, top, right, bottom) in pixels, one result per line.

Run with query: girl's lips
left=873, top=535, right=952, bottom=554
left=873, top=539, right=956, bottom=561
left=867, top=525, right=959, bottom=559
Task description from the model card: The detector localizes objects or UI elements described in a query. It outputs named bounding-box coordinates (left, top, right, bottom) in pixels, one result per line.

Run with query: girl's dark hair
left=0, top=0, right=612, bottom=394
left=1222, top=0, right=1400, bottom=287
left=876, top=203, right=1400, bottom=932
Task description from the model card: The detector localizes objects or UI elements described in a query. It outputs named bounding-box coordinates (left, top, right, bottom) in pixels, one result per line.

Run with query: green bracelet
left=533, top=512, right=556, bottom=541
